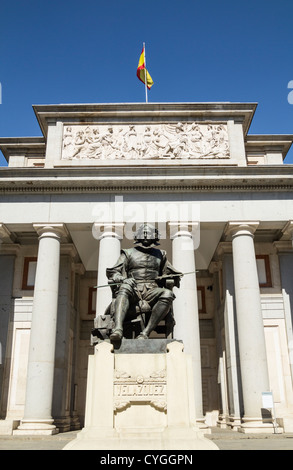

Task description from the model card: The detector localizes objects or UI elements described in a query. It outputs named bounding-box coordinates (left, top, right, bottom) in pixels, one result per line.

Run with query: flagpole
left=143, top=42, right=148, bottom=103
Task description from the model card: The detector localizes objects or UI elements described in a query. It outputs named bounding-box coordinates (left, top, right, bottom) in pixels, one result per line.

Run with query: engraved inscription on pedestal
left=62, top=123, right=230, bottom=161
left=113, top=369, right=167, bottom=412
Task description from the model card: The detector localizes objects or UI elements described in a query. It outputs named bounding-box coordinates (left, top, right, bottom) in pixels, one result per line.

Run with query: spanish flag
left=137, top=45, right=154, bottom=90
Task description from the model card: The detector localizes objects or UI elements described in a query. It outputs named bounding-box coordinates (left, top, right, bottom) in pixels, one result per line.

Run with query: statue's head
left=134, top=223, right=160, bottom=247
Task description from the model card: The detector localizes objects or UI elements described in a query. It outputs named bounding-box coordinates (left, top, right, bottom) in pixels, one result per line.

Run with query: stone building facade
left=0, top=102, right=293, bottom=435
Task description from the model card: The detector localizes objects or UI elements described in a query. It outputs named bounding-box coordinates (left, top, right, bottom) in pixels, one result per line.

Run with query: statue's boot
left=110, top=329, right=123, bottom=341
left=138, top=297, right=172, bottom=339
left=110, top=295, right=129, bottom=341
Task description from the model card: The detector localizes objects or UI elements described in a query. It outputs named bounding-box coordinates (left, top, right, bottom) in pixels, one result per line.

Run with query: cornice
left=32, top=102, right=258, bottom=137
left=0, top=165, right=292, bottom=194
left=0, top=137, right=46, bottom=162
left=245, top=135, right=293, bottom=159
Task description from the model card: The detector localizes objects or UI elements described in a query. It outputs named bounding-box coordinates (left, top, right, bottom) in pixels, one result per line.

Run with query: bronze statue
left=106, top=223, right=182, bottom=341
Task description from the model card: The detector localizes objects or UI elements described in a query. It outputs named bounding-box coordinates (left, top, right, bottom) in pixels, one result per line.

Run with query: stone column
left=226, top=222, right=271, bottom=433
left=276, top=223, right=293, bottom=390
left=169, top=223, right=204, bottom=423
left=52, top=245, right=80, bottom=433
left=0, top=225, right=18, bottom=418
left=93, top=223, right=124, bottom=317
left=15, top=224, right=68, bottom=435
left=221, top=251, right=241, bottom=429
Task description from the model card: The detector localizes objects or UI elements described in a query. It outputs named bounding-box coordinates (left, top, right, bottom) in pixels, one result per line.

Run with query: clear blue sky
left=1, top=0, right=293, bottom=165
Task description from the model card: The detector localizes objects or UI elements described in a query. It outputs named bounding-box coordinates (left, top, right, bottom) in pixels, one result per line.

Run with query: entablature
left=0, top=165, right=292, bottom=194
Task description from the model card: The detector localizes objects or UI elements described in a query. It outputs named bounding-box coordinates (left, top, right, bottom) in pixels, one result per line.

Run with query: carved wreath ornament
left=113, top=369, right=167, bottom=412
left=62, top=122, right=229, bottom=161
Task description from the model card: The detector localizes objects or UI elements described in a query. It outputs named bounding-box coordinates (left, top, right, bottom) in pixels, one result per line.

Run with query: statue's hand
left=111, top=274, right=124, bottom=283
left=122, top=278, right=137, bottom=288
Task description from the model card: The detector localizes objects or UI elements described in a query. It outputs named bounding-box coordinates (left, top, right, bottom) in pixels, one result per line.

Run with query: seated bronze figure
left=93, top=223, right=182, bottom=342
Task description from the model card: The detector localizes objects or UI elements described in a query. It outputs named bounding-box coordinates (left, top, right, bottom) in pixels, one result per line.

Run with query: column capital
left=0, top=223, right=15, bottom=244
left=92, top=222, right=124, bottom=241
left=281, top=220, right=293, bottom=241
left=169, top=222, right=199, bottom=239
left=273, top=241, right=293, bottom=253
left=33, top=224, right=70, bottom=241
left=224, top=221, right=259, bottom=240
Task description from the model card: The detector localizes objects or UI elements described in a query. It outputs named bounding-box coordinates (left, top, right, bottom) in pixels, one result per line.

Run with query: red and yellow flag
left=137, top=46, right=154, bottom=90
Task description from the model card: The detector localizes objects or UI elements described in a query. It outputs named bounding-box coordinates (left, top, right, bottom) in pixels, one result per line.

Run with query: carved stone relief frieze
left=62, top=122, right=230, bottom=161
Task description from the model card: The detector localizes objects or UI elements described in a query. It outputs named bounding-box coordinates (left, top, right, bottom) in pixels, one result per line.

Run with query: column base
left=53, top=416, right=71, bottom=433
left=217, top=414, right=229, bottom=429
left=238, top=418, right=283, bottom=434
left=70, top=415, right=81, bottom=431
left=226, top=417, right=242, bottom=431
left=13, top=419, right=59, bottom=436
left=217, top=414, right=242, bottom=431
left=196, top=418, right=211, bottom=434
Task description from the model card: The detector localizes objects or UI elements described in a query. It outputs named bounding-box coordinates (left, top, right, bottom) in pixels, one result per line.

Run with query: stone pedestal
left=63, top=340, right=218, bottom=450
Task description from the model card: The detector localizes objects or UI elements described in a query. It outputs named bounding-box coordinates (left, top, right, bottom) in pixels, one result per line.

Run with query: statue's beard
left=134, top=239, right=159, bottom=248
